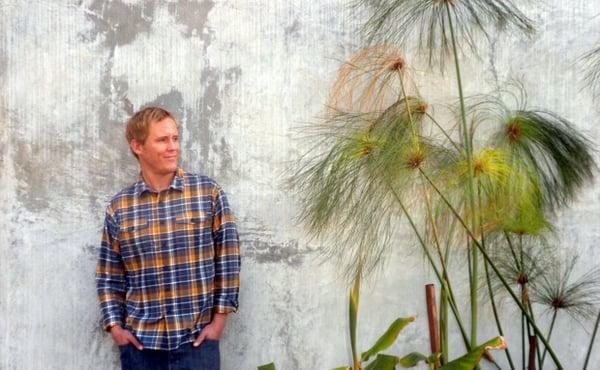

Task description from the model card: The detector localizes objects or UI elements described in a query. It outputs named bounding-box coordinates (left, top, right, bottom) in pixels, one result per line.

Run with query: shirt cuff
left=214, top=305, right=238, bottom=314
left=103, top=321, right=122, bottom=332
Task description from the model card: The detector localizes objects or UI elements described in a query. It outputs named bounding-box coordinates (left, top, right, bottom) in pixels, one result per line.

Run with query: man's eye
left=173, top=137, right=179, bottom=142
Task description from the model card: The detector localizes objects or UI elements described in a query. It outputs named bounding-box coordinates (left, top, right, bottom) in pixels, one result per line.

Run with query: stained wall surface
left=0, top=1, right=599, bottom=369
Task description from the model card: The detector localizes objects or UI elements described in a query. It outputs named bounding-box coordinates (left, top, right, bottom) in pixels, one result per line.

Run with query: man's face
left=131, top=117, right=180, bottom=176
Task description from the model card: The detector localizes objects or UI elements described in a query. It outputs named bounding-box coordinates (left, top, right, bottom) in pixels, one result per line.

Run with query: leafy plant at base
left=258, top=276, right=507, bottom=370
left=288, top=1, right=598, bottom=369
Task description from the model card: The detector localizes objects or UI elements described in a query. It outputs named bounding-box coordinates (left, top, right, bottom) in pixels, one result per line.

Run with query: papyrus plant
left=290, top=1, right=597, bottom=369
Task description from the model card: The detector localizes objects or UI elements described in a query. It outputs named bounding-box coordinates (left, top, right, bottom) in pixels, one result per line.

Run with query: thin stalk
left=397, top=70, right=419, bottom=144
left=395, top=65, right=472, bottom=358
left=350, top=269, right=361, bottom=370
left=446, top=3, right=478, bottom=348
left=440, top=285, right=449, bottom=364
left=540, top=310, right=558, bottom=367
left=419, top=168, right=565, bottom=369
left=521, top=309, right=526, bottom=370
left=441, top=214, right=456, bottom=365
left=423, top=185, right=450, bottom=364
left=527, top=300, right=543, bottom=370
left=485, top=259, right=516, bottom=369
left=503, top=232, right=522, bottom=271
left=477, top=185, right=516, bottom=370
left=424, top=112, right=461, bottom=152
left=518, top=236, right=527, bottom=370
left=385, top=181, right=471, bottom=350
left=583, top=310, right=600, bottom=370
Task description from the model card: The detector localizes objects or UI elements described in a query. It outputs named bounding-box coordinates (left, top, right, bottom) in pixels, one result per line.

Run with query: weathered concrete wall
left=0, top=1, right=598, bottom=369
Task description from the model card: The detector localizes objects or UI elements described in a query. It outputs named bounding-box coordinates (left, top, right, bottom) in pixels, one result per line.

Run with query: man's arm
left=195, top=184, right=240, bottom=346
left=95, top=206, right=144, bottom=350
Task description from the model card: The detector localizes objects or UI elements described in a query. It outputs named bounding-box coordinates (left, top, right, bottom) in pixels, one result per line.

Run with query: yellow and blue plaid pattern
left=96, top=168, right=240, bottom=350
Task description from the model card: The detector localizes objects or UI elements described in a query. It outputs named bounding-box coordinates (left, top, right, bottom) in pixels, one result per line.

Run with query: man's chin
left=159, top=164, right=178, bottom=174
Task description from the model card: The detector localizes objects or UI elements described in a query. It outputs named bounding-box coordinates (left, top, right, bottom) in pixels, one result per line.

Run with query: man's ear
left=130, top=139, right=143, bottom=157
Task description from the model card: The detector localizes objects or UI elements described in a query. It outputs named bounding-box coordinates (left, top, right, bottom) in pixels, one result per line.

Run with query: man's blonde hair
left=125, top=107, right=178, bottom=158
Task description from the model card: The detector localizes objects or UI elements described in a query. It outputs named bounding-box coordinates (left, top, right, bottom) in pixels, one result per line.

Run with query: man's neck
left=140, top=169, right=176, bottom=193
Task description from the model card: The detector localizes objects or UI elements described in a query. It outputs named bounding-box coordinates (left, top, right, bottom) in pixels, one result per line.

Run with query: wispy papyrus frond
left=533, top=255, right=600, bottom=323
left=487, top=233, right=556, bottom=302
left=467, top=84, right=597, bottom=211
left=328, top=44, right=414, bottom=113
left=582, top=45, right=600, bottom=100
left=358, top=0, right=535, bottom=69
left=290, top=98, right=447, bottom=279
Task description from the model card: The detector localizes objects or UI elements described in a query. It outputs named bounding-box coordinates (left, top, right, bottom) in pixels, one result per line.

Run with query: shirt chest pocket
left=119, top=219, right=154, bottom=255
left=173, top=210, right=213, bottom=247
left=174, top=210, right=211, bottom=230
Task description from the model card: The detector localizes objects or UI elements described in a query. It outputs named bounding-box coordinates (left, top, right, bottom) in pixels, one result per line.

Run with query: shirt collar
left=134, top=168, right=185, bottom=196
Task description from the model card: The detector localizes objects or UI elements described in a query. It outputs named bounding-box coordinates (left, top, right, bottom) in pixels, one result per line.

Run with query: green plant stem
left=477, top=185, right=516, bottom=370
left=527, top=300, right=543, bottom=370
left=396, top=63, right=470, bottom=362
left=350, top=269, right=361, bottom=370
left=424, top=112, right=461, bottom=152
left=583, top=310, right=600, bottom=370
left=445, top=3, right=479, bottom=349
left=419, top=168, right=565, bottom=370
left=440, top=285, right=449, bottom=364
left=397, top=72, right=415, bottom=132
left=395, top=67, right=467, bottom=360
left=385, top=181, right=471, bottom=351
left=441, top=216, right=456, bottom=365
left=503, top=232, right=522, bottom=271
left=540, top=310, right=558, bottom=367
left=521, top=311, right=526, bottom=370
left=423, top=186, right=450, bottom=365
left=484, top=259, right=516, bottom=369
left=521, top=310, right=526, bottom=370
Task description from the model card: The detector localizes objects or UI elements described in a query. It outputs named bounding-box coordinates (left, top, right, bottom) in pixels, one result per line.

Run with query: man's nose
left=167, top=139, right=179, bottom=150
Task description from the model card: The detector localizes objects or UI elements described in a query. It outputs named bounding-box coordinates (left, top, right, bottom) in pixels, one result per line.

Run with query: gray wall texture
left=0, top=1, right=599, bottom=369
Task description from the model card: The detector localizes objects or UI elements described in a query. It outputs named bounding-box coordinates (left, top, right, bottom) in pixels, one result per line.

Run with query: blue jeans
left=119, top=340, right=220, bottom=370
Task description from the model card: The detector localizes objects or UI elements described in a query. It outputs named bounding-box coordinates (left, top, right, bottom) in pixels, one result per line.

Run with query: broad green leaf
left=364, top=354, right=399, bottom=370
left=399, top=352, right=428, bottom=367
left=257, top=363, right=276, bottom=370
left=349, top=271, right=361, bottom=367
left=361, top=316, right=416, bottom=361
left=399, top=352, right=440, bottom=368
left=440, top=336, right=506, bottom=370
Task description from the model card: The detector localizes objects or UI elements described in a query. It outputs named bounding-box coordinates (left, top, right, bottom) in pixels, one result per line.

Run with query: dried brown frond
left=328, top=44, right=412, bottom=115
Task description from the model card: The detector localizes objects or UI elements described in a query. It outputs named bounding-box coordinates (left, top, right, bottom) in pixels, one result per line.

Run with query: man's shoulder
left=180, top=170, right=219, bottom=189
left=106, top=181, right=141, bottom=209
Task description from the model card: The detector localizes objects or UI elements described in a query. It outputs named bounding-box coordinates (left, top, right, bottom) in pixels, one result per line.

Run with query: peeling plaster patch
left=85, top=0, right=156, bottom=47
left=13, top=141, right=54, bottom=212
left=97, top=71, right=137, bottom=185
left=183, top=65, right=241, bottom=177
left=212, top=137, right=232, bottom=176
left=83, top=244, right=99, bottom=260
left=284, top=19, right=301, bottom=38
left=180, top=103, right=210, bottom=173
left=167, top=0, right=215, bottom=42
left=225, top=66, right=242, bottom=79
left=112, top=78, right=134, bottom=116
left=0, top=48, right=6, bottom=81
left=242, top=238, right=308, bottom=267
left=199, top=66, right=223, bottom=127
left=144, top=89, right=185, bottom=119
left=284, top=18, right=302, bottom=49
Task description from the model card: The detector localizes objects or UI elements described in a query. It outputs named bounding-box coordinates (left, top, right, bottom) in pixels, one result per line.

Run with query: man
left=96, top=107, right=240, bottom=370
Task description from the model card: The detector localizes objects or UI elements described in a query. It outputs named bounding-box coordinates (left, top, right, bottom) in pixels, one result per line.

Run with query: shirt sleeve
left=95, top=205, right=127, bottom=331
left=211, top=184, right=241, bottom=314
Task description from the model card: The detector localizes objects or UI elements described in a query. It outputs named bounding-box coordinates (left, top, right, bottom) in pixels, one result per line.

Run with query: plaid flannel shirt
left=96, top=168, right=240, bottom=350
